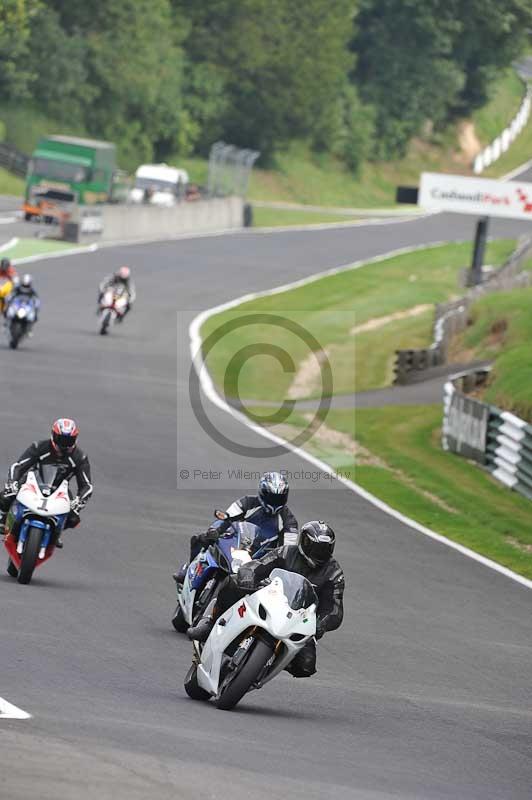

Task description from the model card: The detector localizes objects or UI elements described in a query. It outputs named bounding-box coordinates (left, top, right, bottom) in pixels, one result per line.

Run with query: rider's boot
left=0, top=511, right=6, bottom=537
left=187, top=598, right=217, bottom=642
left=55, top=534, right=64, bottom=549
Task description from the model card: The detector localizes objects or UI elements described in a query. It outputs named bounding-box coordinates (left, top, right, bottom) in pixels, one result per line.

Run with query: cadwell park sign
left=418, top=172, right=532, bottom=221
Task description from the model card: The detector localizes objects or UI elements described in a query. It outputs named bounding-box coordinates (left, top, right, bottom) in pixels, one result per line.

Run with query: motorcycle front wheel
left=215, top=639, right=274, bottom=711
left=9, top=321, right=23, bottom=349
left=17, top=527, right=43, bottom=584
left=99, top=311, right=112, bottom=335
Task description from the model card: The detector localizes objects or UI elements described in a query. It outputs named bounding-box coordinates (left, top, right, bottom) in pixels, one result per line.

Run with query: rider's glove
left=4, top=480, right=19, bottom=496
left=200, top=527, right=219, bottom=546
left=70, top=496, right=84, bottom=514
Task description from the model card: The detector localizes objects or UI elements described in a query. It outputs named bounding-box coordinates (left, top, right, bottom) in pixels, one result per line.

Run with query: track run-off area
left=1, top=189, right=532, bottom=799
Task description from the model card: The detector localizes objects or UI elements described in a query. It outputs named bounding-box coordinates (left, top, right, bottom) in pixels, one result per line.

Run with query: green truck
left=24, top=135, right=128, bottom=220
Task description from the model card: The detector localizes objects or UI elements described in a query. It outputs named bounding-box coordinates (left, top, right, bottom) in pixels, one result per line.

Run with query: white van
left=129, top=163, right=189, bottom=207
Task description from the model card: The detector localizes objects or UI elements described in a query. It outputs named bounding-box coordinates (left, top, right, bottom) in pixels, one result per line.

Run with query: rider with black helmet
left=187, top=520, right=344, bottom=678
left=175, top=471, right=298, bottom=583
left=0, top=419, right=93, bottom=547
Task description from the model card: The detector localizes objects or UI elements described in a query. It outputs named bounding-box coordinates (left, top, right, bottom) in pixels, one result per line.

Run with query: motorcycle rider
left=0, top=419, right=93, bottom=548
left=0, top=258, right=18, bottom=314
left=98, top=266, right=136, bottom=321
left=187, top=520, right=344, bottom=678
left=5, top=273, right=40, bottom=323
left=174, top=471, right=298, bottom=584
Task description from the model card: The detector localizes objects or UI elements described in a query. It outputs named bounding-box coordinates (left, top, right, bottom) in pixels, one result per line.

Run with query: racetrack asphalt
left=0, top=201, right=531, bottom=799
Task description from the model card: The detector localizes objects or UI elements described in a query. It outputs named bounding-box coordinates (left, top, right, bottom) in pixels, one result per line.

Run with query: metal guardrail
left=394, top=237, right=532, bottom=384
left=442, top=367, right=532, bottom=501
left=473, top=85, right=532, bottom=174
left=0, top=142, right=29, bottom=177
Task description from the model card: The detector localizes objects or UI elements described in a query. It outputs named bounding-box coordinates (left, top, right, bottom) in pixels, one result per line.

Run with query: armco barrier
left=473, top=85, right=532, bottom=174
left=442, top=367, right=532, bottom=501
left=394, top=237, right=532, bottom=384
left=65, top=196, right=244, bottom=243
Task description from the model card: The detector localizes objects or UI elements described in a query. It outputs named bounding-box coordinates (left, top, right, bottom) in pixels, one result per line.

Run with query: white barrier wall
left=99, top=196, right=244, bottom=243
left=473, top=87, right=532, bottom=174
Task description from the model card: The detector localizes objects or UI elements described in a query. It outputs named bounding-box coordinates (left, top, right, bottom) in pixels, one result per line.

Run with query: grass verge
left=202, top=238, right=532, bottom=579
left=0, top=167, right=24, bottom=197
left=1, top=237, right=88, bottom=261
left=202, top=239, right=515, bottom=401
left=450, top=271, right=532, bottom=421
left=260, top=404, right=532, bottom=579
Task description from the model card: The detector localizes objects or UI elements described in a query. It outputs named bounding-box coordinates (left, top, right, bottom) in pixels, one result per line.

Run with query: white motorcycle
left=98, top=286, right=128, bottom=335
left=184, top=568, right=317, bottom=710
left=4, top=466, right=71, bottom=584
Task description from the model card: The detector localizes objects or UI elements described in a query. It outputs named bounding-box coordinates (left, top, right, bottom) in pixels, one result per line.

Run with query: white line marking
left=0, top=697, right=31, bottom=719
left=189, top=245, right=532, bottom=592
left=13, top=242, right=98, bottom=266
left=0, top=236, right=18, bottom=253
left=0, top=216, right=17, bottom=224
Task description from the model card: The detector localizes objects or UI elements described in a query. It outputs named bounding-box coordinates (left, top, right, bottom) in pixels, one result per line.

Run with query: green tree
left=181, top=0, right=357, bottom=161
left=47, top=0, right=188, bottom=168
left=0, top=0, right=41, bottom=101
left=451, top=1, right=532, bottom=112
left=354, top=0, right=464, bottom=159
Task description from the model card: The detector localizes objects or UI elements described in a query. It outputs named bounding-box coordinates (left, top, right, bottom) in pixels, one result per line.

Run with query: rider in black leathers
left=0, top=419, right=93, bottom=546
left=175, top=472, right=298, bottom=583
left=187, top=521, right=344, bottom=678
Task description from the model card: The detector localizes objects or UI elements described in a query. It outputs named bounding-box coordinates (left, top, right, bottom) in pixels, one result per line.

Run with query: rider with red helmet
left=0, top=419, right=93, bottom=547
left=98, top=266, right=136, bottom=321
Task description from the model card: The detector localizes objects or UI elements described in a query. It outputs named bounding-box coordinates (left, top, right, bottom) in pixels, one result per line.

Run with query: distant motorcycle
left=3, top=466, right=71, bottom=584
left=184, top=568, right=317, bottom=710
left=98, top=286, right=128, bottom=335
left=5, top=295, right=37, bottom=349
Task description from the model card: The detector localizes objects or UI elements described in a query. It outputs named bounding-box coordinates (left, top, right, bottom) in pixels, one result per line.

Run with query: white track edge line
left=189, top=245, right=532, bottom=592
left=0, top=236, right=18, bottom=253
left=0, top=697, right=31, bottom=719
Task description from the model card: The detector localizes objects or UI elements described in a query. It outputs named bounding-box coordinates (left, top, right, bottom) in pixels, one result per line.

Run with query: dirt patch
left=456, top=121, right=482, bottom=162
left=350, top=304, right=432, bottom=335
left=488, top=318, right=508, bottom=349
left=287, top=348, right=329, bottom=400
left=505, top=536, right=532, bottom=554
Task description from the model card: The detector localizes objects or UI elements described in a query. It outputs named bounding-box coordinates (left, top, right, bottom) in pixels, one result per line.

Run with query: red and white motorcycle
left=4, top=466, right=71, bottom=584
left=98, top=285, right=128, bottom=335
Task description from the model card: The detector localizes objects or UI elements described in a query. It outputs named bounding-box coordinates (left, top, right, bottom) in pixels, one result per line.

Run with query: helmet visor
left=260, top=488, right=288, bottom=513
left=52, top=431, right=77, bottom=453
left=302, top=536, right=334, bottom=566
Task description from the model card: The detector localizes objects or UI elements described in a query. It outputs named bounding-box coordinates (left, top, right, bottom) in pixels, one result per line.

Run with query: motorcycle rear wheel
left=171, top=603, right=188, bottom=633
left=215, top=639, right=274, bottom=711
left=6, top=558, right=18, bottom=578
left=184, top=663, right=211, bottom=701
left=17, top=527, right=42, bottom=584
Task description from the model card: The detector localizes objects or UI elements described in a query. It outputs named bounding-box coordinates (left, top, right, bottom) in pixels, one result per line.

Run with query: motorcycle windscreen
left=35, top=464, right=62, bottom=494
left=269, top=568, right=318, bottom=611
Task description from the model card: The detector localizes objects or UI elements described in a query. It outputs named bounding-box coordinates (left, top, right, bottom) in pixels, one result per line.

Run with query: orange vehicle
left=23, top=188, right=75, bottom=225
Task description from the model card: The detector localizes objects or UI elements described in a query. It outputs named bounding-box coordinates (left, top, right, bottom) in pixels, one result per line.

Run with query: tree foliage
left=0, top=0, right=529, bottom=170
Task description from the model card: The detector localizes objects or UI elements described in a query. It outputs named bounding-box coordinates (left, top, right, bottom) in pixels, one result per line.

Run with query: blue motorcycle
left=5, top=295, right=37, bottom=349
left=171, top=516, right=280, bottom=634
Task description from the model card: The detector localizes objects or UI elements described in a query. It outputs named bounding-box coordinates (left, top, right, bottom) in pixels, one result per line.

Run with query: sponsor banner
left=419, top=172, right=532, bottom=221
left=79, top=206, right=104, bottom=235
left=445, top=392, right=488, bottom=464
